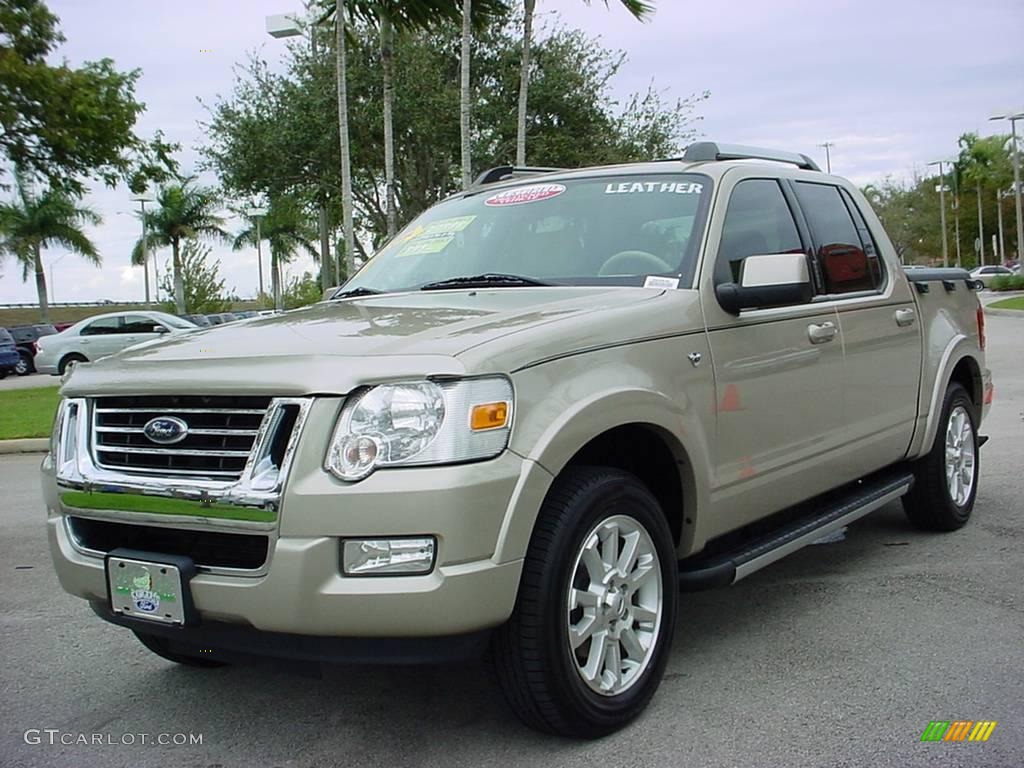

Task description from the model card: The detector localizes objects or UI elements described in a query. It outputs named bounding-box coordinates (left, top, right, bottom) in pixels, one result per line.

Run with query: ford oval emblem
left=143, top=416, right=189, bottom=445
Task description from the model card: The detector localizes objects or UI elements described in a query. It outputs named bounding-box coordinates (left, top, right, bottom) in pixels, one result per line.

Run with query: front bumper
left=43, top=443, right=550, bottom=639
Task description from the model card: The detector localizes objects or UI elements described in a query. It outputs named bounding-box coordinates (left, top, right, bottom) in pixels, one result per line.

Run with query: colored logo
left=920, top=720, right=997, bottom=742
left=143, top=416, right=189, bottom=445
left=484, top=183, right=566, bottom=207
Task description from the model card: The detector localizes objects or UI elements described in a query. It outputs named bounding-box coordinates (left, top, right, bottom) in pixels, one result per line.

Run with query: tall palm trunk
left=336, top=7, right=356, bottom=281
left=976, top=183, right=985, bottom=266
left=381, top=14, right=397, bottom=238
left=515, top=0, right=536, bottom=167
left=272, top=249, right=282, bottom=311
left=318, top=198, right=331, bottom=290
left=34, top=244, right=50, bottom=322
left=460, top=0, right=473, bottom=189
left=172, top=238, right=186, bottom=313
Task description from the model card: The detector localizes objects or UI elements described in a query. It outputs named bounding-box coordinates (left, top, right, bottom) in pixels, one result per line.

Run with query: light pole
left=266, top=12, right=333, bottom=292
left=130, top=193, right=155, bottom=303
left=817, top=141, right=835, bottom=173
left=989, top=111, right=1024, bottom=263
left=243, top=206, right=268, bottom=299
left=928, top=160, right=950, bottom=267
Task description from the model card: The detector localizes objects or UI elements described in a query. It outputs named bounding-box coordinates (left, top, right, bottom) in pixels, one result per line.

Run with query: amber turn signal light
left=470, top=401, right=509, bottom=431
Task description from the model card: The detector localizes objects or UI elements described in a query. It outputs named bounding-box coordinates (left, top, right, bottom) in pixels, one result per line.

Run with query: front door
left=700, top=175, right=849, bottom=536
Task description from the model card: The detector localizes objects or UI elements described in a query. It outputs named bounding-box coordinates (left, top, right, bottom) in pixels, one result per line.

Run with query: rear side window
left=715, top=179, right=803, bottom=285
left=80, top=317, right=121, bottom=336
left=795, top=182, right=883, bottom=295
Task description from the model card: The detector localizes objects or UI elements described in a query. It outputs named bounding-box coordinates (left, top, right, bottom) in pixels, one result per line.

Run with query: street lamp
left=989, top=110, right=1024, bottom=263
left=266, top=12, right=333, bottom=293
left=243, top=206, right=269, bottom=299
left=130, top=193, right=155, bottom=303
left=817, top=141, right=835, bottom=174
left=927, top=160, right=950, bottom=268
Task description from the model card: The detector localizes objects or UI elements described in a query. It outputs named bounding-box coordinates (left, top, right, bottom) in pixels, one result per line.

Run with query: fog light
left=342, top=537, right=436, bottom=576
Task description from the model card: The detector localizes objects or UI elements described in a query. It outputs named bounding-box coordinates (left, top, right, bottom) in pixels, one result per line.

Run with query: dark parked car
left=233, top=310, right=258, bottom=319
left=205, top=312, right=239, bottom=325
left=5, top=324, right=58, bottom=375
left=179, top=313, right=212, bottom=327
left=0, top=329, right=21, bottom=379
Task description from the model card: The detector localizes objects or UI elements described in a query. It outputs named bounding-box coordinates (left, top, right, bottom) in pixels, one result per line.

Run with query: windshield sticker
left=485, top=184, right=566, bottom=207
left=643, top=275, right=680, bottom=289
left=604, top=181, right=704, bottom=195
left=395, top=215, right=476, bottom=257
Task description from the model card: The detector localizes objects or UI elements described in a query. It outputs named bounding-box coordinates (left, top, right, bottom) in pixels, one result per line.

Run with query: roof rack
left=677, top=142, right=822, bottom=172
left=471, top=165, right=567, bottom=187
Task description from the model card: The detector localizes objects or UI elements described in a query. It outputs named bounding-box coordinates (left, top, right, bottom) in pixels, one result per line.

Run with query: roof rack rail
left=472, top=165, right=566, bottom=187
left=677, top=142, right=821, bottom=172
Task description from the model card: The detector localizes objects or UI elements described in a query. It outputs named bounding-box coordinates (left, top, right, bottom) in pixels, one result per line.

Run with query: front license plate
left=107, top=555, right=187, bottom=625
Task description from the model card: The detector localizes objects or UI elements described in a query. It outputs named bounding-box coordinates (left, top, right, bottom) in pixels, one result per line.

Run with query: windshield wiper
left=419, top=273, right=551, bottom=291
left=331, top=286, right=385, bottom=299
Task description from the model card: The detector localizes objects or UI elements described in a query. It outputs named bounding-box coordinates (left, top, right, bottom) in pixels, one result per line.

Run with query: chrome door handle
left=807, top=321, right=837, bottom=344
left=894, top=308, right=916, bottom=327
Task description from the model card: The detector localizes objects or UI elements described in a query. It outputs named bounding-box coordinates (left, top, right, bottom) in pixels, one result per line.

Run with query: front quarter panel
left=503, top=333, right=716, bottom=561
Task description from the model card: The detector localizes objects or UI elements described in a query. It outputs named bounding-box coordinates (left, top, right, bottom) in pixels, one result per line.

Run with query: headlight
left=325, top=377, right=513, bottom=481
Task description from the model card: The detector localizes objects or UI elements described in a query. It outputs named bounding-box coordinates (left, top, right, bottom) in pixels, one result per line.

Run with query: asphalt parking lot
left=1, top=314, right=1022, bottom=768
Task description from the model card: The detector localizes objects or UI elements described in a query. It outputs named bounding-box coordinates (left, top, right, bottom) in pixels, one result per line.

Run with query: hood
left=62, top=287, right=663, bottom=396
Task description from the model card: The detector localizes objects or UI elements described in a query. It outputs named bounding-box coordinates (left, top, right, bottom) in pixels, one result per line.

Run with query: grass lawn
left=0, top=386, right=61, bottom=440
left=988, top=296, right=1024, bottom=311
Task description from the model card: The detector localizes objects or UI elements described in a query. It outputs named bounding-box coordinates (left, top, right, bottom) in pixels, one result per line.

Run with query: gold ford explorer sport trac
left=42, top=142, right=992, bottom=738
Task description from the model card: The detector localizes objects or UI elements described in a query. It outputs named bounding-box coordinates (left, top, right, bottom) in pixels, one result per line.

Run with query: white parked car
left=34, top=311, right=198, bottom=375
left=968, top=265, right=1013, bottom=287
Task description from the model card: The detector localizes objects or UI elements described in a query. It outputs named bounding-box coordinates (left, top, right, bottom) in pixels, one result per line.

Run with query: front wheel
left=492, top=467, right=678, bottom=738
left=903, top=382, right=979, bottom=531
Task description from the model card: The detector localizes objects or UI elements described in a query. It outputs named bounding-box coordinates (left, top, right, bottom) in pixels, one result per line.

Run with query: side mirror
left=715, top=253, right=813, bottom=314
left=154, top=325, right=170, bottom=334
left=322, top=286, right=340, bottom=301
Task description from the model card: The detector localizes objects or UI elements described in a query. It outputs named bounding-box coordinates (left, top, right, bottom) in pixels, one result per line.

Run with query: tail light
left=976, top=306, right=986, bottom=351
left=29, top=341, right=38, bottom=355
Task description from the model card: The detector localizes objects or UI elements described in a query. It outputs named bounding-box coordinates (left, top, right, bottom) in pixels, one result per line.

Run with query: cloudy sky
left=2, top=0, right=1021, bottom=304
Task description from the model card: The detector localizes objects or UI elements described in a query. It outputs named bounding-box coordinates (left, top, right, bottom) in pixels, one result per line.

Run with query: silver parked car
left=969, top=265, right=1013, bottom=287
left=34, top=311, right=198, bottom=375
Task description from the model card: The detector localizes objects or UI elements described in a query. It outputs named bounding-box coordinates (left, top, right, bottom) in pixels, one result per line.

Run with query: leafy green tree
left=132, top=179, right=230, bottom=314
left=156, top=239, right=231, bottom=314
left=0, top=0, right=178, bottom=195
left=515, top=0, right=653, bottom=166
left=202, top=15, right=705, bottom=253
left=956, top=133, right=1014, bottom=265
left=233, top=196, right=319, bottom=311
left=0, top=173, right=101, bottom=320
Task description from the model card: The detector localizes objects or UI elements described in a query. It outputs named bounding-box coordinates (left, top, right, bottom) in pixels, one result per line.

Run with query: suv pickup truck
left=5, top=323, right=58, bottom=375
left=42, top=142, right=992, bottom=738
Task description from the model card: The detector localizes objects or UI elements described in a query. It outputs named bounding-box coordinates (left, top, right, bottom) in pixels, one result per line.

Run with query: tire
left=0, top=369, right=7, bottom=380
left=15, top=352, right=32, bottom=376
left=133, top=631, right=227, bottom=668
left=58, top=353, right=87, bottom=376
left=903, top=383, right=979, bottom=531
left=492, top=467, right=678, bottom=738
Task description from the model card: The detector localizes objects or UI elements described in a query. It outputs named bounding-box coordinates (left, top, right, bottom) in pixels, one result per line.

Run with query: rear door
left=78, top=316, right=125, bottom=359
left=700, top=175, right=848, bottom=534
left=791, top=180, right=922, bottom=477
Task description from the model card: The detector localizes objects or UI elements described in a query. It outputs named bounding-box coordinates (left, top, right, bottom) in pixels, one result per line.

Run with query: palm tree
left=132, top=178, right=229, bottom=314
left=233, top=196, right=319, bottom=311
left=0, top=174, right=101, bottom=321
left=515, top=0, right=653, bottom=166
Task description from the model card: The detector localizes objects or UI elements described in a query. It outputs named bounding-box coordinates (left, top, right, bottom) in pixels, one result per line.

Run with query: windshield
left=342, top=173, right=711, bottom=293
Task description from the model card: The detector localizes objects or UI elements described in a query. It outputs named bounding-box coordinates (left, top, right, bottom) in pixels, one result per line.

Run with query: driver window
left=716, top=179, right=803, bottom=285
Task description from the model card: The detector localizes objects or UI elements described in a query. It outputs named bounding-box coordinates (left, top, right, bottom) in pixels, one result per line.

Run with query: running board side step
left=678, top=470, right=915, bottom=591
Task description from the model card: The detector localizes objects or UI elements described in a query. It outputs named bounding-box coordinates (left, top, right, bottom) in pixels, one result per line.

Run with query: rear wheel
left=492, top=467, right=678, bottom=738
left=903, top=383, right=978, bottom=531
left=133, top=631, right=227, bottom=668
left=15, top=352, right=32, bottom=376
left=58, top=353, right=87, bottom=376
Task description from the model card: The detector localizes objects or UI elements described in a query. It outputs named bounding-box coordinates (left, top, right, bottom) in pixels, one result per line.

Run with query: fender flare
left=912, top=334, right=980, bottom=458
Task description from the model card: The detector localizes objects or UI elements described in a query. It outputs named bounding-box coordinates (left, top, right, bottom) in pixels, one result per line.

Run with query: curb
left=0, top=438, right=49, bottom=454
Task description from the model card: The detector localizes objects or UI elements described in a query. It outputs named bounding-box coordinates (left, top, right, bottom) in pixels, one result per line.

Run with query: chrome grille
left=91, top=395, right=272, bottom=479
